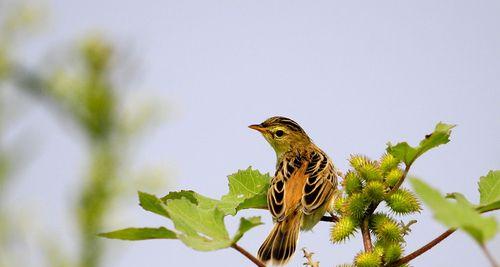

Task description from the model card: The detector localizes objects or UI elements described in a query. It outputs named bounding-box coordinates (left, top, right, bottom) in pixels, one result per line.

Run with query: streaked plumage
left=249, top=116, right=338, bottom=265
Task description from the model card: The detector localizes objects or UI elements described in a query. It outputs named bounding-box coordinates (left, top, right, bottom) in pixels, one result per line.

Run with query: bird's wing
left=267, top=155, right=306, bottom=221
left=301, top=150, right=337, bottom=214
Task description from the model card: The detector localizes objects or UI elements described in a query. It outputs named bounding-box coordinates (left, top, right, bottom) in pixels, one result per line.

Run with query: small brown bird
left=249, top=116, right=338, bottom=265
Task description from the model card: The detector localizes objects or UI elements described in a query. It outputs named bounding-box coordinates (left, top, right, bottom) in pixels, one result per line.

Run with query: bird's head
left=249, top=116, right=312, bottom=157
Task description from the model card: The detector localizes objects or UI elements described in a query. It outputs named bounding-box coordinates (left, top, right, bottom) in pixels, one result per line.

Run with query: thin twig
left=320, top=215, right=339, bottom=222
left=302, top=248, right=320, bottom=267
left=361, top=218, right=373, bottom=252
left=480, top=244, right=499, bottom=267
left=386, top=229, right=456, bottom=266
left=231, top=243, right=266, bottom=267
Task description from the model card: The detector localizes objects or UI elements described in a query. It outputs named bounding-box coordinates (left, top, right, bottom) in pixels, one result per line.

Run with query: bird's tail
left=257, top=212, right=302, bottom=265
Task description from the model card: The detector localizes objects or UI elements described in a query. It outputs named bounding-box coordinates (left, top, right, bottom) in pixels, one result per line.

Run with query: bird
left=249, top=116, right=338, bottom=265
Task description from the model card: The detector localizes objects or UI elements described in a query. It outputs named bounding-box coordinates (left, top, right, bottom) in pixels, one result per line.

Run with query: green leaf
left=99, top=227, right=177, bottom=240
left=232, top=216, right=263, bottom=243
left=387, top=122, right=455, bottom=166
left=113, top=167, right=267, bottom=251
left=138, top=191, right=169, bottom=218
left=162, top=190, right=199, bottom=204
left=219, top=167, right=270, bottom=215
left=164, top=198, right=232, bottom=251
left=478, top=170, right=500, bottom=212
left=445, top=192, right=474, bottom=208
left=160, top=167, right=270, bottom=215
left=411, top=178, right=497, bottom=243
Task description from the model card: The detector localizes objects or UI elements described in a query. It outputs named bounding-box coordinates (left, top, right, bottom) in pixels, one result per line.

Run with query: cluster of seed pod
left=331, top=154, right=422, bottom=267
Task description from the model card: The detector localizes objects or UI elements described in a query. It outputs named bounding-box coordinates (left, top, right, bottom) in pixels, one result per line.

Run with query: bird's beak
left=248, top=124, right=266, bottom=133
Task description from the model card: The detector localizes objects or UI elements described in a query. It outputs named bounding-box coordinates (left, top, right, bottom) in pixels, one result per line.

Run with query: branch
left=320, top=215, right=339, bottom=222
left=231, top=243, right=266, bottom=267
left=386, top=229, right=456, bottom=267
left=302, top=248, right=320, bottom=267
left=479, top=244, right=499, bottom=267
left=361, top=218, right=373, bottom=252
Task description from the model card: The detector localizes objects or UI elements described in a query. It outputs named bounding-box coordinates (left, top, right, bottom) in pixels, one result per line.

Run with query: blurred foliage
left=0, top=3, right=166, bottom=267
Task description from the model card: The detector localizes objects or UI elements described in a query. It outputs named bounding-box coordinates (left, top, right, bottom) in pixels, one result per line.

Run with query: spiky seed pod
left=379, top=153, right=400, bottom=174
left=375, top=220, right=403, bottom=243
left=331, top=216, right=357, bottom=243
left=385, top=168, right=403, bottom=188
left=343, top=171, right=363, bottom=195
left=333, top=195, right=347, bottom=215
left=349, top=154, right=371, bottom=171
left=386, top=189, right=422, bottom=215
left=363, top=181, right=386, bottom=202
left=346, top=193, right=369, bottom=219
left=369, top=213, right=395, bottom=230
left=355, top=251, right=382, bottom=267
left=373, top=245, right=385, bottom=259
left=383, top=243, right=403, bottom=264
left=359, top=162, right=383, bottom=182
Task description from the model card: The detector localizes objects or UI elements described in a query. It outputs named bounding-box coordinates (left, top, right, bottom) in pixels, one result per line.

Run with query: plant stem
left=320, top=215, right=339, bottom=222
left=480, top=244, right=499, bottom=267
left=231, top=243, right=266, bottom=267
left=361, top=218, right=373, bottom=252
left=386, top=229, right=456, bottom=266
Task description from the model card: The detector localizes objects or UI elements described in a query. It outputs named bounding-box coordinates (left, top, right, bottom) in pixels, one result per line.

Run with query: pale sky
left=5, top=0, right=500, bottom=266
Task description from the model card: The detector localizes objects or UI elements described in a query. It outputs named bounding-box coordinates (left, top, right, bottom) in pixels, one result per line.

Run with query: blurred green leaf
left=411, top=178, right=497, bottom=243
left=99, top=227, right=176, bottom=240
left=387, top=123, right=455, bottom=166
left=138, top=191, right=169, bottom=218
left=445, top=192, right=474, bottom=208
left=478, top=170, right=500, bottom=212
left=232, top=216, right=263, bottom=243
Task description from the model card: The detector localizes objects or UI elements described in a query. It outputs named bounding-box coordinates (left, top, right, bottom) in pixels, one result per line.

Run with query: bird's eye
left=275, top=130, right=284, bottom=137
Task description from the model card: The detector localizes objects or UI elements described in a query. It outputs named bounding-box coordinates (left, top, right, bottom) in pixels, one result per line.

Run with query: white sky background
left=5, top=0, right=500, bottom=266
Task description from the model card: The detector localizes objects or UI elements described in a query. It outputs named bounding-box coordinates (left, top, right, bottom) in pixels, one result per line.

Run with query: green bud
left=386, top=189, right=422, bottom=215
left=343, top=171, right=363, bottom=195
left=346, top=193, right=369, bottom=219
left=385, top=168, right=403, bottom=188
left=355, top=251, right=382, bottom=267
left=363, top=181, right=386, bottom=202
left=331, top=216, right=357, bottom=243
left=379, top=153, right=400, bottom=174
left=383, top=243, right=403, bottom=264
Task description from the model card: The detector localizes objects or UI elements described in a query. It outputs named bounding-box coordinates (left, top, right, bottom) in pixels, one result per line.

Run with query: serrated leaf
left=232, top=216, right=263, bottom=243
left=219, top=167, right=270, bottom=215
left=138, top=191, right=169, bottom=217
left=478, top=170, right=500, bottom=212
left=162, top=190, right=199, bottom=204
left=164, top=198, right=232, bottom=251
left=99, top=227, right=177, bottom=240
left=411, top=178, right=497, bottom=243
left=160, top=167, right=270, bottom=216
left=110, top=167, right=267, bottom=251
left=387, top=123, right=455, bottom=166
